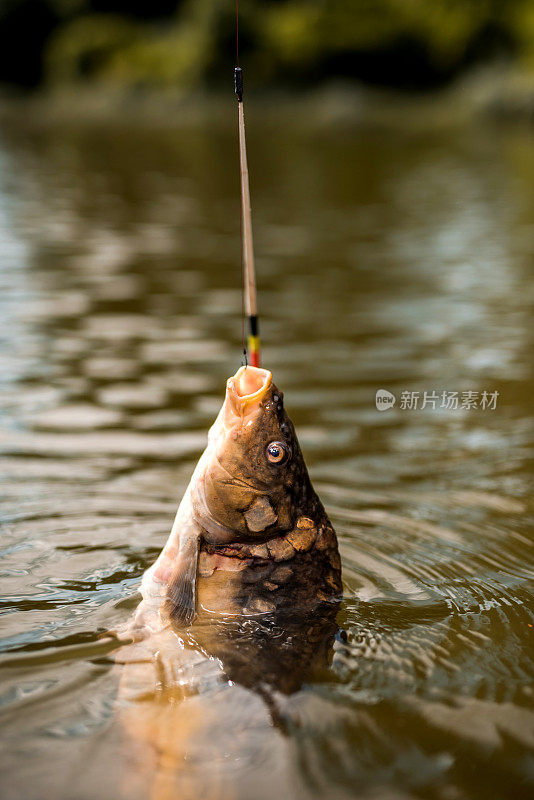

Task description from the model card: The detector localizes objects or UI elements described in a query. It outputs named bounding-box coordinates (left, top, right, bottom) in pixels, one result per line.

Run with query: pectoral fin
left=164, top=520, right=201, bottom=627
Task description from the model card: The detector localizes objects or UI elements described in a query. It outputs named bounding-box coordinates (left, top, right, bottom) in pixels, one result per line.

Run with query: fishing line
left=240, top=182, right=247, bottom=367
left=236, top=0, right=246, bottom=367
left=235, top=0, right=239, bottom=67
left=235, top=0, right=260, bottom=368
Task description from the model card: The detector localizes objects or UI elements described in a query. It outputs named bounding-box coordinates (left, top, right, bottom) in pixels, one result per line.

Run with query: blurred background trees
left=2, top=0, right=534, bottom=93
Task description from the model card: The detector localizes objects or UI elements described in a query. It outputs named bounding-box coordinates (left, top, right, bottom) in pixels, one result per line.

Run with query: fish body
left=135, top=365, right=341, bottom=631
left=114, top=368, right=342, bottom=798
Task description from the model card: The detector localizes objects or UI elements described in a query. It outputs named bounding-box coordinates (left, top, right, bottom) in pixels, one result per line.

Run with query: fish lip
left=227, top=366, right=272, bottom=410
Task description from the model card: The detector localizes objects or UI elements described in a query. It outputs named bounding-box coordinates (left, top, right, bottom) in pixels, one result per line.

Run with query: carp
left=113, top=366, right=342, bottom=799
left=135, top=364, right=342, bottom=630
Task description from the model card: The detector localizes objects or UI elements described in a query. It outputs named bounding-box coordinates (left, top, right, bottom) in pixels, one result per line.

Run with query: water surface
left=0, top=104, right=533, bottom=800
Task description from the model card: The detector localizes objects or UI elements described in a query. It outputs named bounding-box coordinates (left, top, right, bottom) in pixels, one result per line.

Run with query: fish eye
left=266, top=441, right=290, bottom=465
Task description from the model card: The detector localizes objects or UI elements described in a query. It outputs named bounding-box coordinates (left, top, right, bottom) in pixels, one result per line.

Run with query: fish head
left=197, top=365, right=309, bottom=543
left=154, top=365, right=340, bottom=627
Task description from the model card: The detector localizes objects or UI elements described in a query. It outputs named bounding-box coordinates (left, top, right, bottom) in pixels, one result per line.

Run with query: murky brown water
left=0, top=103, right=533, bottom=800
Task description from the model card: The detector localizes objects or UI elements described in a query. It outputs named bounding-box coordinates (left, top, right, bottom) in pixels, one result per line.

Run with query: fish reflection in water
left=116, top=604, right=340, bottom=800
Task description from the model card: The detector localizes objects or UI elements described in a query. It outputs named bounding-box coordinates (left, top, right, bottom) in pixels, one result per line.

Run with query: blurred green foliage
left=2, top=0, right=534, bottom=91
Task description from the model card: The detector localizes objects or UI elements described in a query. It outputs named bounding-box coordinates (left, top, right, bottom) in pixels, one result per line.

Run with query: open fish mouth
left=229, top=365, right=271, bottom=399
left=226, top=365, right=272, bottom=416
left=198, top=517, right=319, bottom=576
